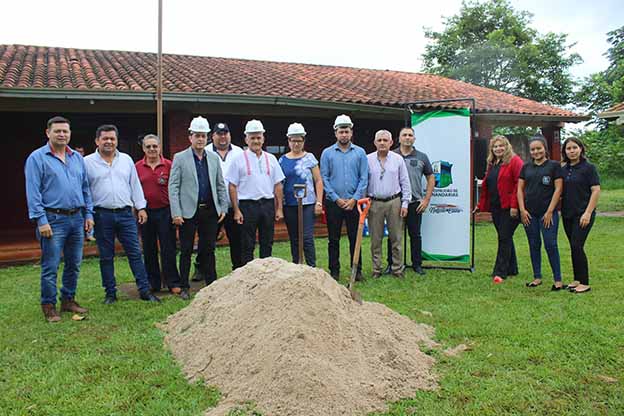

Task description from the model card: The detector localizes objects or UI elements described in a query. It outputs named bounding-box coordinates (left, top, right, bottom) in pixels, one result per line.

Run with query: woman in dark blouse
left=517, top=136, right=564, bottom=290
left=476, top=135, right=524, bottom=284
left=561, top=137, right=600, bottom=294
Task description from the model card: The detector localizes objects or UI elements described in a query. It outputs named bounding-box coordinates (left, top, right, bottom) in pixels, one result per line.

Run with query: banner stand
left=402, top=98, right=477, bottom=272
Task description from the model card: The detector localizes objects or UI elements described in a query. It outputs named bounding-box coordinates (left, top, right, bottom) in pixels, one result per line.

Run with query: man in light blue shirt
left=84, top=124, right=160, bottom=304
left=320, top=114, right=368, bottom=281
left=25, top=116, right=94, bottom=322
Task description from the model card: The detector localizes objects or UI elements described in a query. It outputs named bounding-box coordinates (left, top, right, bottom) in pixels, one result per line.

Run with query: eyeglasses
left=144, top=145, right=159, bottom=149
left=379, top=167, right=386, bottom=181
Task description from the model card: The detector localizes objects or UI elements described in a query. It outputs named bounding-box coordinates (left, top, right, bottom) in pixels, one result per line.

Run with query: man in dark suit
left=169, top=117, right=228, bottom=294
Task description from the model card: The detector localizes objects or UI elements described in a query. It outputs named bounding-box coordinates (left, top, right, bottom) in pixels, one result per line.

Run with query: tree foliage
left=422, top=0, right=582, bottom=106
left=577, top=25, right=624, bottom=115
left=579, top=125, right=624, bottom=178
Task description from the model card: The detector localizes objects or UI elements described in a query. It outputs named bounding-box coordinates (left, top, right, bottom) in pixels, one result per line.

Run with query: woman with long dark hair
left=561, top=137, right=600, bottom=294
left=517, top=136, right=564, bottom=290
left=476, top=135, right=524, bottom=284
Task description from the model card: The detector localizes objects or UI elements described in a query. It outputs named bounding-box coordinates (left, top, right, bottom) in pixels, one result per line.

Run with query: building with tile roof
left=0, top=44, right=588, bottom=243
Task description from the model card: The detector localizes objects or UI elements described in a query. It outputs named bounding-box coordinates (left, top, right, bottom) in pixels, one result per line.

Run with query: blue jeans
left=284, top=204, right=316, bottom=267
left=523, top=210, right=561, bottom=281
left=94, top=208, right=150, bottom=296
left=37, top=211, right=84, bottom=304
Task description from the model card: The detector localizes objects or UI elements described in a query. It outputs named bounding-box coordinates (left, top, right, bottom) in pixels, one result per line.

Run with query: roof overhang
left=0, top=87, right=587, bottom=124
left=598, top=110, right=624, bottom=125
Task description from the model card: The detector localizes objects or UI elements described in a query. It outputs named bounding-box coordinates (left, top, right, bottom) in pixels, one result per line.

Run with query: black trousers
left=195, top=208, right=243, bottom=272
left=239, top=199, right=275, bottom=266
left=325, top=199, right=361, bottom=276
left=139, top=206, right=181, bottom=291
left=179, top=207, right=219, bottom=288
left=562, top=213, right=595, bottom=285
left=387, top=201, right=423, bottom=267
left=491, top=208, right=520, bottom=278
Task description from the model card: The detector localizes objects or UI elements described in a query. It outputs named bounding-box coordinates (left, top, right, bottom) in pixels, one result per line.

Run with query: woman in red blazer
left=476, top=135, right=524, bottom=283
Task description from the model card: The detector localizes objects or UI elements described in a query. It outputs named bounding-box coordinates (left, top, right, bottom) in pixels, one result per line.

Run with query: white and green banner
left=412, top=109, right=471, bottom=263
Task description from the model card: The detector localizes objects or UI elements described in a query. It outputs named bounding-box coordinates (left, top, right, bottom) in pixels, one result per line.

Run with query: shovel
left=293, top=184, right=307, bottom=264
left=348, top=198, right=371, bottom=304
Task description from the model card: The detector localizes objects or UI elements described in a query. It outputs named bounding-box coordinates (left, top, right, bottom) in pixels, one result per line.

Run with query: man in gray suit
left=169, top=116, right=228, bottom=294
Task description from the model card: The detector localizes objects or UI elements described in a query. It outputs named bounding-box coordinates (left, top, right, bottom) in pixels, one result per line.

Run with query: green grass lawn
left=597, top=188, right=624, bottom=212
left=1, top=217, right=623, bottom=416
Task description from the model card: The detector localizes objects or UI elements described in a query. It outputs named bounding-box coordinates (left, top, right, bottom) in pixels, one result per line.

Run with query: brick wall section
left=166, top=111, right=192, bottom=157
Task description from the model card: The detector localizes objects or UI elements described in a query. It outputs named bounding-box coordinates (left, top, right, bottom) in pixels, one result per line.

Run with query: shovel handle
left=356, top=198, right=371, bottom=225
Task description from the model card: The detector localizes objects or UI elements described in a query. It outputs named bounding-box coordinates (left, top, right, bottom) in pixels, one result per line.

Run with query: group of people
left=26, top=114, right=435, bottom=322
left=476, top=135, right=600, bottom=293
left=25, top=114, right=599, bottom=324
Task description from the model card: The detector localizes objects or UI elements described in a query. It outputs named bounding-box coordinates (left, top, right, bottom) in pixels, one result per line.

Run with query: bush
left=577, top=125, right=624, bottom=179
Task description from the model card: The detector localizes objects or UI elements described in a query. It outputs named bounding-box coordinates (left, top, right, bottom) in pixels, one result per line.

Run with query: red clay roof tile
left=0, top=44, right=582, bottom=118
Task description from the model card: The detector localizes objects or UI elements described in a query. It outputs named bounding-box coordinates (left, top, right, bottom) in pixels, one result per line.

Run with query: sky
left=1, top=0, right=622, bottom=82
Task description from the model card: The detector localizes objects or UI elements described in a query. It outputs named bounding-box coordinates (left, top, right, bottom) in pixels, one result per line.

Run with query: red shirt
left=478, top=154, right=523, bottom=212
left=135, top=156, right=172, bottom=209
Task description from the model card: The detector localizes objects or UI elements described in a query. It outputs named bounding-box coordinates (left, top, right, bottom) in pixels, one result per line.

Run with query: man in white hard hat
left=320, top=114, right=368, bottom=281
left=225, top=119, right=285, bottom=265
left=204, top=122, right=244, bottom=271
left=169, top=116, right=228, bottom=294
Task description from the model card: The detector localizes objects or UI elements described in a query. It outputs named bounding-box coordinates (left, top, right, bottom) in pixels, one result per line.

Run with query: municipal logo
left=432, top=160, right=453, bottom=188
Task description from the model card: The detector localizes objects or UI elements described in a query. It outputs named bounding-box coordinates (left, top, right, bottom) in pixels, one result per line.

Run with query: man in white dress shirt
left=367, top=129, right=411, bottom=279
left=225, top=119, right=285, bottom=266
left=84, top=124, right=161, bottom=304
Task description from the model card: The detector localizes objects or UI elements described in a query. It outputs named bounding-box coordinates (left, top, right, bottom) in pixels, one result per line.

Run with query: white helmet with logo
left=189, top=116, right=210, bottom=133
left=286, top=122, right=306, bottom=137
left=244, top=119, right=266, bottom=135
left=333, top=114, right=353, bottom=130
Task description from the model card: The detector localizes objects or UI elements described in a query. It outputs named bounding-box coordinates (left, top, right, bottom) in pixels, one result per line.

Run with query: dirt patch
left=161, top=257, right=438, bottom=416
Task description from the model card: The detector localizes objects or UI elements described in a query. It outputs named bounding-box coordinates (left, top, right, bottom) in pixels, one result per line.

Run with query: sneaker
left=492, top=276, right=504, bottom=284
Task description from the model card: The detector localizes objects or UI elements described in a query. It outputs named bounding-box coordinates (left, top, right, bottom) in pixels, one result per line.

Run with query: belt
left=239, top=198, right=274, bottom=204
left=198, top=203, right=215, bottom=209
left=370, top=193, right=401, bottom=202
left=45, top=207, right=81, bottom=215
left=95, top=206, right=131, bottom=212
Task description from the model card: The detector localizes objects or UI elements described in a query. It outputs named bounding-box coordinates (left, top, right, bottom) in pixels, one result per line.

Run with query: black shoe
left=330, top=272, right=340, bottom=281
left=413, top=265, right=426, bottom=275
left=179, top=290, right=190, bottom=300
left=355, top=272, right=364, bottom=282
left=139, top=292, right=161, bottom=303
left=191, top=272, right=204, bottom=282
left=103, top=295, right=117, bottom=305
left=383, top=264, right=393, bottom=275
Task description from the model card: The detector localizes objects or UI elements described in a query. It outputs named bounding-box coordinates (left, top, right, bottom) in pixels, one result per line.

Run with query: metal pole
left=156, top=0, right=163, bottom=142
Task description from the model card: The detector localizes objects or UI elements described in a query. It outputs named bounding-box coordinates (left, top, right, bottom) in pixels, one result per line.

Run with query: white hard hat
left=286, top=122, right=306, bottom=137
left=189, top=116, right=210, bottom=133
left=244, top=119, right=266, bottom=135
left=333, top=114, right=353, bottom=130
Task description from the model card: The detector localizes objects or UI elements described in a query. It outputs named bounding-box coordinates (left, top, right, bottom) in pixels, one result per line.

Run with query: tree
left=422, top=0, right=582, bottom=106
left=577, top=25, right=624, bottom=115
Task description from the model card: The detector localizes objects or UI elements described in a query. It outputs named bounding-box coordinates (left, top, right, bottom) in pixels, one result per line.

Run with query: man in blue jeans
left=84, top=124, right=161, bottom=304
left=25, top=116, right=94, bottom=322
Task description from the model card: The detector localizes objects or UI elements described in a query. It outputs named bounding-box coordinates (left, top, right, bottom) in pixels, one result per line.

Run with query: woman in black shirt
left=561, top=138, right=601, bottom=294
left=517, top=136, right=564, bottom=290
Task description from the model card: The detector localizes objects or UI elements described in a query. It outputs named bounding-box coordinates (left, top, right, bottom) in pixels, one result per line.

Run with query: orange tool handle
left=356, top=198, right=371, bottom=225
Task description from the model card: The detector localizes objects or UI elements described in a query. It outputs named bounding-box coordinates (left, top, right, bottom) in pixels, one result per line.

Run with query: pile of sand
left=162, top=258, right=438, bottom=416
